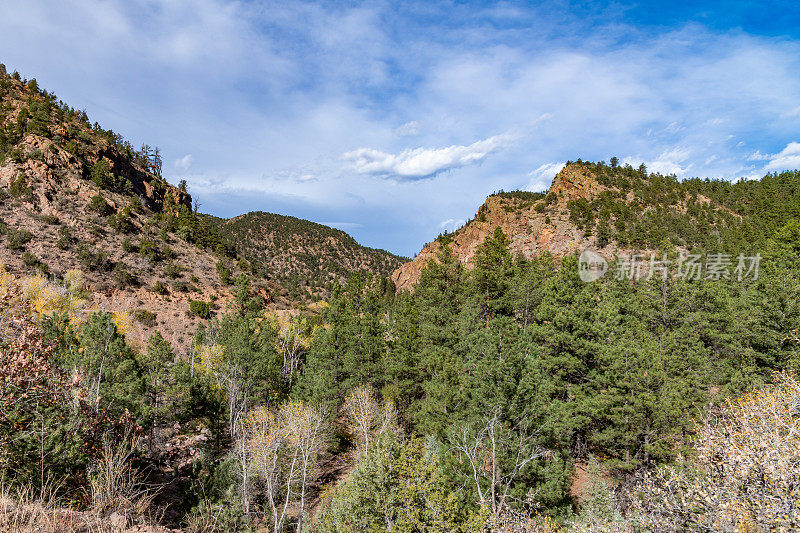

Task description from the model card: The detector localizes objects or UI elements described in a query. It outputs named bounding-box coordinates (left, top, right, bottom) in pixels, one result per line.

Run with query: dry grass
left=0, top=483, right=170, bottom=532
left=0, top=431, right=165, bottom=533
left=87, top=432, right=157, bottom=518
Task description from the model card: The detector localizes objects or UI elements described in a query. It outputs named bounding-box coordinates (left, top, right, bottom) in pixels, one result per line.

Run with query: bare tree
left=448, top=407, right=545, bottom=521
left=269, top=314, right=312, bottom=385
left=244, top=401, right=326, bottom=533
left=343, top=384, right=396, bottom=455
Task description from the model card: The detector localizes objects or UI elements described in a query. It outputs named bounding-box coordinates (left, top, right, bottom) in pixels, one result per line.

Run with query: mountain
left=393, top=160, right=800, bottom=290
left=0, top=65, right=401, bottom=348
left=215, top=212, right=407, bottom=300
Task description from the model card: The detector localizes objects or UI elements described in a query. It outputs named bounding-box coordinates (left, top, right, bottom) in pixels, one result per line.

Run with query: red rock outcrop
left=392, top=163, right=619, bottom=291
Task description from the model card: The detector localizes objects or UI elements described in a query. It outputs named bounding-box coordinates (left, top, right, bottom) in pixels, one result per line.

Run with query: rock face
left=392, top=163, right=617, bottom=291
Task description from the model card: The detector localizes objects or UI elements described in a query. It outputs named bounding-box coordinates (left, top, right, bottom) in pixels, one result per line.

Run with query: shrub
left=56, top=226, right=72, bottom=250
left=132, top=310, right=157, bottom=328
left=9, top=174, right=31, bottom=198
left=7, top=228, right=33, bottom=251
left=172, top=281, right=189, bottom=293
left=76, top=244, right=110, bottom=271
left=164, top=261, right=181, bottom=279
left=110, top=207, right=135, bottom=233
left=21, top=251, right=39, bottom=267
left=139, top=239, right=159, bottom=262
left=21, top=252, right=49, bottom=275
left=163, top=245, right=176, bottom=260
left=576, top=374, right=800, bottom=532
left=121, top=237, right=137, bottom=253
left=90, top=158, right=112, bottom=188
left=63, top=139, right=78, bottom=155
left=151, top=281, right=168, bottom=295
left=41, top=213, right=59, bottom=225
left=189, top=300, right=210, bottom=319
left=113, top=262, right=136, bottom=287
left=88, top=194, right=112, bottom=216
left=217, top=262, right=232, bottom=284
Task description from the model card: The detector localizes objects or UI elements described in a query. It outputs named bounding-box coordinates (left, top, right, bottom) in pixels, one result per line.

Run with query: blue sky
left=1, top=1, right=799, bottom=256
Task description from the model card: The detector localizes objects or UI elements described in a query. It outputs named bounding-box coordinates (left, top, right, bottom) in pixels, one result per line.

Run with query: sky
left=1, top=1, right=799, bottom=257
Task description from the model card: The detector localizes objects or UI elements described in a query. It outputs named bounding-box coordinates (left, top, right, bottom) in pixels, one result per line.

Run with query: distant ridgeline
left=209, top=212, right=406, bottom=300
left=393, top=159, right=800, bottom=289
left=490, top=160, right=800, bottom=253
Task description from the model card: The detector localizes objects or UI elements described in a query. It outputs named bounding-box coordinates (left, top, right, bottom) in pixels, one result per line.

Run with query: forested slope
left=218, top=211, right=406, bottom=300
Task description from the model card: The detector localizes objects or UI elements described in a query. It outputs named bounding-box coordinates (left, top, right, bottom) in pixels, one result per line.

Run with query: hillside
left=0, top=66, right=401, bottom=349
left=217, top=211, right=406, bottom=300
left=394, top=160, right=800, bottom=289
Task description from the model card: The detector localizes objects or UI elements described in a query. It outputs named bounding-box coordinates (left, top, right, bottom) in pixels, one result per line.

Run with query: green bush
left=90, top=158, right=111, bottom=188
left=88, top=194, right=112, bottom=216
left=121, top=237, right=137, bottom=253
left=113, top=262, right=136, bottom=287
left=110, top=206, right=134, bottom=233
left=21, top=251, right=40, bottom=267
left=217, top=262, right=232, bottom=284
left=139, top=238, right=159, bottom=262
left=41, top=213, right=60, bottom=225
left=76, top=244, right=109, bottom=271
left=132, top=309, right=157, bottom=327
left=151, top=280, right=168, bottom=295
left=163, top=245, right=176, bottom=260
left=189, top=300, right=211, bottom=319
left=56, top=226, right=72, bottom=250
left=9, top=174, right=31, bottom=198
left=7, top=228, right=33, bottom=251
left=164, top=261, right=182, bottom=279
left=172, top=281, right=189, bottom=293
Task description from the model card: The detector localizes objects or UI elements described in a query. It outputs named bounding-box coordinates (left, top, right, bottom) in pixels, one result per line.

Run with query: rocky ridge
left=392, top=163, right=633, bottom=290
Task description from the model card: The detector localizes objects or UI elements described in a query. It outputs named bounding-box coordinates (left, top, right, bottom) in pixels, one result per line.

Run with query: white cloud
left=530, top=112, right=554, bottom=126
left=764, top=142, right=800, bottom=171
left=174, top=154, right=193, bottom=172
left=2, top=1, right=799, bottom=256
left=395, top=121, right=421, bottom=136
left=342, top=133, right=514, bottom=179
left=644, top=147, right=693, bottom=176
left=439, top=218, right=466, bottom=232
left=526, top=162, right=565, bottom=191
left=747, top=150, right=769, bottom=161
left=319, top=221, right=363, bottom=230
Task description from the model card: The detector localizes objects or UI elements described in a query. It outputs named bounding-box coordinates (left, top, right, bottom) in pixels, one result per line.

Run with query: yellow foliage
left=621, top=372, right=800, bottom=532
left=112, top=311, right=133, bottom=337
left=194, top=344, right=225, bottom=375
left=1, top=267, right=86, bottom=323
left=64, top=269, right=84, bottom=293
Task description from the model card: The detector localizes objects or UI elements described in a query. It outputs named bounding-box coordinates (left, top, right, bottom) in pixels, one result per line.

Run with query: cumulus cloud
left=641, top=147, right=694, bottom=176
left=342, top=134, right=514, bottom=179
left=764, top=142, right=800, bottom=171
left=174, top=154, right=193, bottom=172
